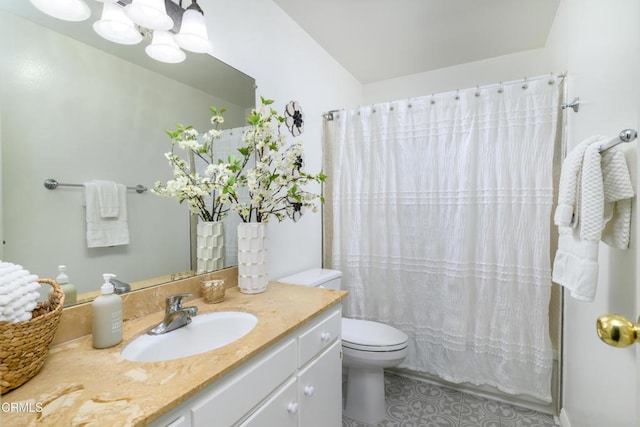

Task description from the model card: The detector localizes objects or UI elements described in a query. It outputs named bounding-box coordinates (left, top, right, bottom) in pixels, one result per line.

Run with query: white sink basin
left=121, top=311, right=258, bottom=362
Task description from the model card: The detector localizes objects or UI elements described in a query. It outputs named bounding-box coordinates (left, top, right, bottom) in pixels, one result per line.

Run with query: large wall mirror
left=0, top=2, right=255, bottom=305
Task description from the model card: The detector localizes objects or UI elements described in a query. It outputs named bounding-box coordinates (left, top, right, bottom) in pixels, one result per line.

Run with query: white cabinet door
left=238, top=377, right=298, bottom=427
left=298, top=341, right=342, bottom=427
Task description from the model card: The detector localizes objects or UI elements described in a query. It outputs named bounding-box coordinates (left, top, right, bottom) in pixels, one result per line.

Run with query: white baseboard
left=558, top=408, right=571, bottom=427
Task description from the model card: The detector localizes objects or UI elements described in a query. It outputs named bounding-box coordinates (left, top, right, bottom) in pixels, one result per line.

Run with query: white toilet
left=279, top=268, right=409, bottom=425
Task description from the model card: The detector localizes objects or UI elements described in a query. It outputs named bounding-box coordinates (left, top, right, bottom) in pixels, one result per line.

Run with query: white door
left=637, top=103, right=640, bottom=425
left=593, top=144, right=639, bottom=427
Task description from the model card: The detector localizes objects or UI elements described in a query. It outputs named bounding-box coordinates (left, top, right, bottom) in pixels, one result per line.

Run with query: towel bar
left=598, top=129, right=638, bottom=153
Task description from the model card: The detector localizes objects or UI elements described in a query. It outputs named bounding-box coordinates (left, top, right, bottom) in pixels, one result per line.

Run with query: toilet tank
left=278, top=268, right=342, bottom=290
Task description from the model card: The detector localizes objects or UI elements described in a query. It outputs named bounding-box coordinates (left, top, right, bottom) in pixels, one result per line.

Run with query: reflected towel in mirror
left=94, top=180, right=120, bottom=218
left=83, top=181, right=130, bottom=248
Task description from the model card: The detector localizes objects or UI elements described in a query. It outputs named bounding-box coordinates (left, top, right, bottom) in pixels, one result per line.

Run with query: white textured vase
left=237, top=222, right=268, bottom=294
left=196, top=221, right=225, bottom=274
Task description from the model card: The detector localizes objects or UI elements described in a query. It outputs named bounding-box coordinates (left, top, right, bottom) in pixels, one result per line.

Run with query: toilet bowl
left=341, top=318, right=408, bottom=424
left=278, top=268, right=409, bottom=425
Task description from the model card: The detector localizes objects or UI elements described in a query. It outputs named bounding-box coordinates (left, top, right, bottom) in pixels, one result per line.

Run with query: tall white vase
left=196, top=221, right=225, bottom=274
left=237, top=222, right=268, bottom=294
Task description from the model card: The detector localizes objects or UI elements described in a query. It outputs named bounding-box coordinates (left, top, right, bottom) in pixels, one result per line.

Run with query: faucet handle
left=165, top=293, right=193, bottom=311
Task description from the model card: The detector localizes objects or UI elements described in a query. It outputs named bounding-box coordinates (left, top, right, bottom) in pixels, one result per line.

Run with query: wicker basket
left=0, top=278, right=65, bottom=395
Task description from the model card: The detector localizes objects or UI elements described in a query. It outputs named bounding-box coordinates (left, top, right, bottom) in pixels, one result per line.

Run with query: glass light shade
left=93, top=2, right=142, bottom=45
left=174, top=8, right=211, bottom=53
left=29, top=0, right=90, bottom=22
left=145, top=30, right=186, bottom=64
left=125, top=0, right=173, bottom=31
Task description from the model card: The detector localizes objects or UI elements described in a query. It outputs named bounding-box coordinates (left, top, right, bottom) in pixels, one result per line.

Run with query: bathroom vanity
left=1, top=282, right=347, bottom=426
left=152, top=306, right=342, bottom=427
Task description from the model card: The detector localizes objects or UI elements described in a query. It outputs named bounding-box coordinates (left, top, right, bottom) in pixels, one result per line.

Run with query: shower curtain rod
left=598, top=129, right=638, bottom=153
left=322, top=72, right=567, bottom=121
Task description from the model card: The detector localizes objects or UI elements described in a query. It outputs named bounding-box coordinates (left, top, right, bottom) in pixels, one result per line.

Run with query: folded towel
left=84, top=181, right=130, bottom=248
left=94, top=180, right=120, bottom=218
left=553, top=141, right=635, bottom=301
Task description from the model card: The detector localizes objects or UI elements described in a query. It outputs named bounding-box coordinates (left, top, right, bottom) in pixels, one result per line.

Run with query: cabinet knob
left=304, top=385, right=315, bottom=397
left=320, top=332, right=331, bottom=342
left=287, top=402, right=299, bottom=414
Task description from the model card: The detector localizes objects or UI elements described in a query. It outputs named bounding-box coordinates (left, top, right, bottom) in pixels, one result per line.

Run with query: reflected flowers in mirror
left=152, top=107, right=241, bottom=222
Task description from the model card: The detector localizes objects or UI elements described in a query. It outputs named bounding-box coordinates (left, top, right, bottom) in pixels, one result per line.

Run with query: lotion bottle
left=92, top=273, right=123, bottom=349
left=56, top=265, right=77, bottom=307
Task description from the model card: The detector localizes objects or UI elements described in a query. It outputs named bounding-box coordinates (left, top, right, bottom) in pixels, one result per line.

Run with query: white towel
left=554, top=135, right=604, bottom=227
left=0, top=262, right=41, bottom=323
left=94, top=180, right=120, bottom=218
left=601, top=149, right=635, bottom=248
left=552, top=141, right=635, bottom=301
left=84, top=181, right=130, bottom=248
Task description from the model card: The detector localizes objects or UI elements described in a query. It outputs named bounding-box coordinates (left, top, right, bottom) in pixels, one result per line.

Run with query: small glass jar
left=201, top=278, right=225, bottom=303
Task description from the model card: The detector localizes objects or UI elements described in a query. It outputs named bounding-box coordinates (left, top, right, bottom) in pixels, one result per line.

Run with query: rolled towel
left=7, top=310, right=32, bottom=323
left=0, top=276, right=40, bottom=306
left=0, top=275, right=38, bottom=296
left=0, top=261, right=41, bottom=323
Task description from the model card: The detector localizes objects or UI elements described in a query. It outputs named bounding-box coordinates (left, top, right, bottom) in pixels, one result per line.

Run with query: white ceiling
left=273, top=0, right=561, bottom=84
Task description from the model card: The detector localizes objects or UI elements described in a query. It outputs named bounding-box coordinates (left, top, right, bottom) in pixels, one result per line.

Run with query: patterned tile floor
left=342, top=373, right=556, bottom=427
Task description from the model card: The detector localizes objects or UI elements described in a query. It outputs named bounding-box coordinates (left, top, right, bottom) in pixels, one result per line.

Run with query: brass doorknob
left=596, top=314, right=640, bottom=347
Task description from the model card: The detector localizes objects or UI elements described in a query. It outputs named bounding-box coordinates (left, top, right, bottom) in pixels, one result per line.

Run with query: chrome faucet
left=110, top=278, right=131, bottom=294
left=148, top=293, right=198, bottom=335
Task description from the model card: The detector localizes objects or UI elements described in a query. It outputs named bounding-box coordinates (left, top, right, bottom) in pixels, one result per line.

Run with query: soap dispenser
left=56, top=265, right=77, bottom=307
left=92, top=273, right=123, bottom=349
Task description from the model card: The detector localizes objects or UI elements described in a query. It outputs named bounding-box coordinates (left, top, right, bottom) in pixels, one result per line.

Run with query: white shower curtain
left=323, top=76, right=560, bottom=402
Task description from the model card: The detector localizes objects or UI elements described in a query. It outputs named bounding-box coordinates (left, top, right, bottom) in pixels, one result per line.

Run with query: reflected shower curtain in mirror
left=323, top=76, right=560, bottom=402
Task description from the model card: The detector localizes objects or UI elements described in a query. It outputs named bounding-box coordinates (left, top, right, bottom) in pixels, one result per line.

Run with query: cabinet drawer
left=238, top=377, right=298, bottom=427
left=298, top=308, right=341, bottom=367
left=191, top=338, right=296, bottom=426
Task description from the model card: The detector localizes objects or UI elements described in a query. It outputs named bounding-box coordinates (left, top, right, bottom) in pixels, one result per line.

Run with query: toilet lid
left=341, top=318, right=408, bottom=352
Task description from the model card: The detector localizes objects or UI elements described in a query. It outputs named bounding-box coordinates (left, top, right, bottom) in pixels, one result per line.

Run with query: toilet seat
left=341, top=318, right=408, bottom=352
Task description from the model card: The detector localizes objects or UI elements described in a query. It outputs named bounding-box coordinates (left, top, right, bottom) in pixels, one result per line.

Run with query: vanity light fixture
left=29, top=0, right=91, bottom=22
left=174, top=0, right=210, bottom=53
left=124, top=0, right=174, bottom=31
left=93, top=1, right=143, bottom=45
left=145, top=30, right=186, bottom=63
left=29, top=0, right=212, bottom=64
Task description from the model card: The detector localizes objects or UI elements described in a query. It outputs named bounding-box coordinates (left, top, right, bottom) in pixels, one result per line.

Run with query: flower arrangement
left=153, top=98, right=325, bottom=224
left=232, top=97, right=325, bottom=222
left=152, top=106, right=240, bottom=222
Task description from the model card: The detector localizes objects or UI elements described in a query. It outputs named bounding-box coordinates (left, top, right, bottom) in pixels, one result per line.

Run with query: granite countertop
left=2, top=282, right=347, bottom=426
